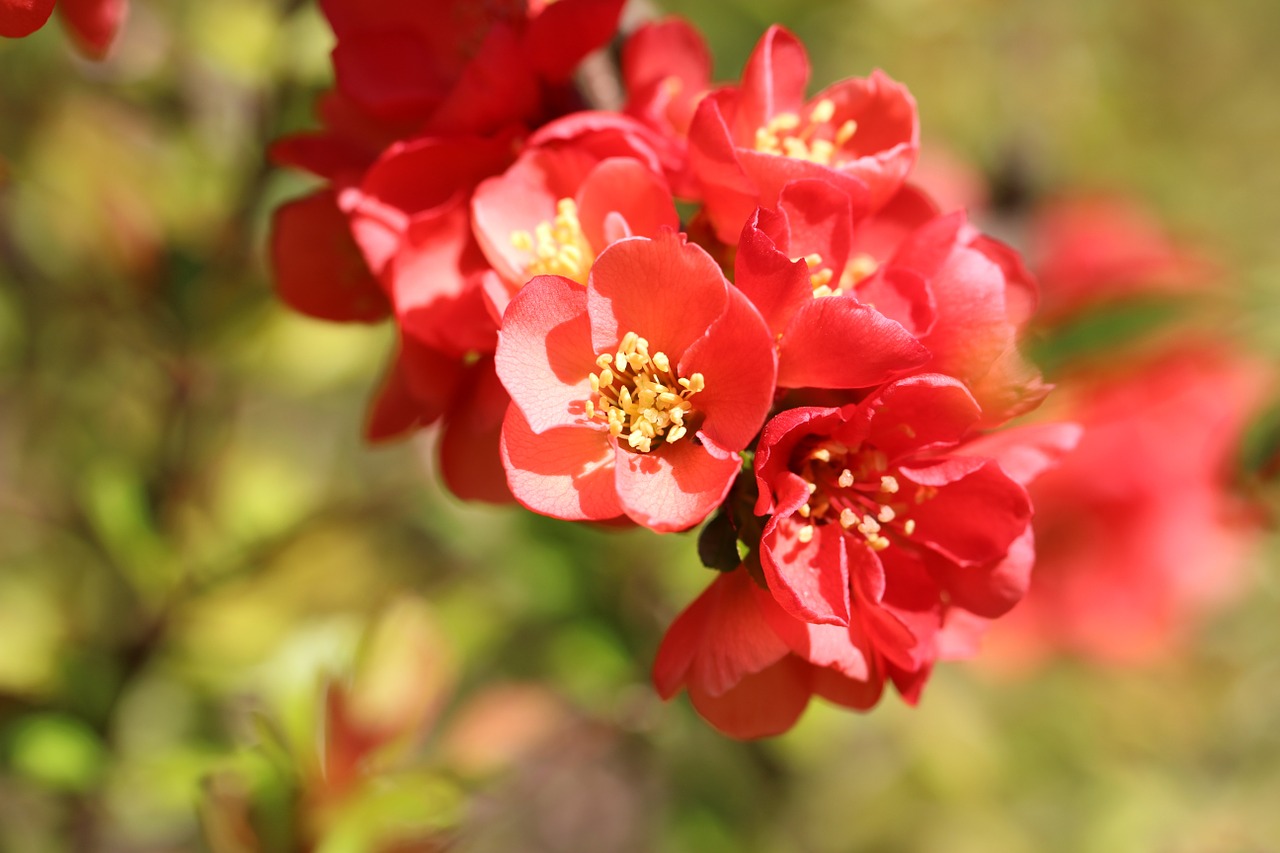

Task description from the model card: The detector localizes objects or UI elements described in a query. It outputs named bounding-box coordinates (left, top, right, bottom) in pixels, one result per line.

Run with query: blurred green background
left=1, top=0, right=1277, bottom=850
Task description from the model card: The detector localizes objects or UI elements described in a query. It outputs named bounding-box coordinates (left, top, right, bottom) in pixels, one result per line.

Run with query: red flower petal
left=576, top=158, right=679, bottom=254
left=500, top=406, right=621, bottom=522
left=613, top=434, right=740, bottom=532
left=904, top=459, right=1032, bottom=569
left=586, top=232, right=727, bottom=359
left=961, top=422, right=1084, bottom=487
left=756, top=562, right=868, bottom=676
left=777, top=296, right=928, bottom=389
left=56, top=0, right=125, bottom=58
left=525, top=0, right=625, bottom=81
left=439, top=357, right=513, bottom=504
left=494, top=274, right=594, bottom=434
left=270, top=189, right=389, bottom=323
left=679, top=287, right=778, bottom=451
left=0, top=0, right=55, bottom=38
left=733, top=25, right=810, bottom=142
left=688, top=655, right=812, bottom=740
left=860, top=375, right=983, bottom=460
left=760, top=516, right=851, bottom=626
left=926, top=524, right=1036, bottom=619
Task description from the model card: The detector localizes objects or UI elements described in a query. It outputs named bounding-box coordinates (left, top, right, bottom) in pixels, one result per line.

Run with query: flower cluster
left=270, top=11, right=1078, bottom=737
left=0, top=0, right=126, bottom=58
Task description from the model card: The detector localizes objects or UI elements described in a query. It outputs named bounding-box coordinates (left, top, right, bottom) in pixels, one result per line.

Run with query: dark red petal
left=760, top=516, right=850, bottom=626
left=332, top=31, right=443, bottom=120
left=439, top=357, right=513, bottom=504
left=860, top=374, right=982, bottom=459
left=364, top=337, right=462, bottom=442
left=679, top=287, right=777, bottom=451
left=777, top=296, right=928, bottom=390
left=587, top=232, right=727, bottom=359
left=494, top=274, right=594, bottom=434
left=688, top=655, right=812, bottom=740
left=856, top=266, right=936, bottom=338
left=613, top=435, right=740, bottom=533
left=525, top=0, right=625, bottom=81
left=0, top=0, right=54, bottom=37
left=652, top=570, right=792, bottom=700
left=270, top=190, right=389, bottom=323
left=56, top=0, right=125, bottom=58
left=500, top=406, right=621, bottom=521
left=426, top=24, right=541, bottom=135
left=811, top=661, right=884, bottom=711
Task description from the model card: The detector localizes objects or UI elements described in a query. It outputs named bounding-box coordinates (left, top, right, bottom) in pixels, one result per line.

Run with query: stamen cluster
left=793, top=441, right=919, bottom=551
left=754, top=99, right=857, bottom=166
left=586, top=331, right=705, bottom=452
left=511, top=198, right=593, bottom=284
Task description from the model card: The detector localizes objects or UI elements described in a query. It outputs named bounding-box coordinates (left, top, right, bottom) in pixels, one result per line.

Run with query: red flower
left=652, top=568, right=888, bottom=740
left=753, top=377, right=1065, bottom=660
left=686, top=25, right=918, bottom=243
left=1, top=0, right=125, bottom=58
left=495, top=231, right=777, bottom=531
left=733, top=179, right=930, bottom=389
left=471, top=117, right=680, bottom=317
left=1029, top=194, right=1218, bottom=324
left=982, top=344, right=1269, bottom=666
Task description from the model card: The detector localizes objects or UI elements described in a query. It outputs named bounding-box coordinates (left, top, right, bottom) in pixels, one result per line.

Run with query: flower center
left=510, top=197, right=593, bottom=285
left=801, top=252, right=879, bottom=298
left=585, top=331, right=705, bottom=453
left=754, top=99, right=857, bottom=167
left=790, top=439, right=930, bottom=551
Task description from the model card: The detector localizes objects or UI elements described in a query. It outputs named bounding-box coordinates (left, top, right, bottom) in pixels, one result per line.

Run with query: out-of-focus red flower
left=495, top=231, right=777, bottom=531
left=1, top=0, right=125, bottom=58
left=981, top=344, right=1269, bottom=667
left=686, top=25, right=918, bottom=243
left=734, top=179, right=930, bottom=389
left=1030, top=194, right=1217, bottom=324
left=653, top=568, right=884, bottom=739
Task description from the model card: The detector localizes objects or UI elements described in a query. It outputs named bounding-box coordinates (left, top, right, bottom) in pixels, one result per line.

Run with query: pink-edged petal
left=576, top=158, right=679, bottom=251
left=733, top=25, right=810, bottom=143
left=586, top=232, right=727, bottom=358
left=439, top=357, right=513, bottom=504
left=679, top=287, right=778, bottom=451
left=777, top=296, right=928, bottom=389
left=495, top=274, right=595, bottom=434
left=471, top=169, right=560, bottom=287
left=905, top=459, right=1032, bottom=568
left=688, top=655, right=812, bottom=740
left=856, top=266, right=936, bottom=337
left=0, top=0, right=55, bottom=38
left=961, top=422, right=1084, bottom=487
left=733, top=209, right=813, bottom=336
left=760, top=516, right=850, bottom=626
left=753, top=406, right=844, bottom=516
left=860, top=374, right=983, bottom=459
left=776, top=179, right=854, bottom=271
left=926, top=523, right=1036, bottom=619
left=500, top=406, right=621, bottom=522
left=652, top=570, right=791, bottom=700
left=613, top=434, right=740, bottom=532
left=271, top=190, right=390, bottom=323
left=56, top=0, right=125, bottom=58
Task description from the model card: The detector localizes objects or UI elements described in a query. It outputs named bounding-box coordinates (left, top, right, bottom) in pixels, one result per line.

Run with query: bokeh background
left=1, top=0, right=1278, bottom=850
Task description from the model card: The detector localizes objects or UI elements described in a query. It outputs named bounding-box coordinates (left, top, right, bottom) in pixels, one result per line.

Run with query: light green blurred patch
left=0, top=574, right=64, bottom=695
left=316, top=772, right=463, bottom=853
left=7, top=714, right=107, bottom=793
left=186, top=0, right=282, bottom=86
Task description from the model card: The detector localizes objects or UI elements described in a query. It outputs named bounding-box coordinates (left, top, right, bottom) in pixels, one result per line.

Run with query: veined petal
left=500, top=406, right=621, bottom=521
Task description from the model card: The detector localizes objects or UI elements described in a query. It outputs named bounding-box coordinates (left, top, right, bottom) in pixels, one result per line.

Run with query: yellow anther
left=810, top=99, right=836, bottom=124
left=806, top=481, right=819, bottom=495
left=838, top=253, right=879, bottom=290
left=585, top=330, right=705, bottom=453
left=880, top=475, right=900, bottom=494
left=839, top=507, right=857, bottom=529
left=797, top=524, right=815, bottom=544
left=510, top=197, right=593, bottom=285
left=804, top=253, right=824, bottom=269
left=835, top=119, right=857, bottom=146
left=838, top=469, right=854, bottom=488
left=868, top=535, right=890, bottom=552
left=877, top=505, right=895, bottom=523
left=769, top=112, right=801, bottom=132
left=858, top=515, right=881, bottom=535
left=903, top=519, right=916, bottom=535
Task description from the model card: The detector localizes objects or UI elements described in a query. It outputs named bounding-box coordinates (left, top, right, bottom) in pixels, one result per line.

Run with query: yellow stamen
left=584, top=331, right=705, bottom=452
left=880, top=475, right=900, bottom=494
left=509, top=197, right=593, bottom=285
left=838, top=468, right=854, bottom=488
left=797, top=524, right=815, bottom=544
